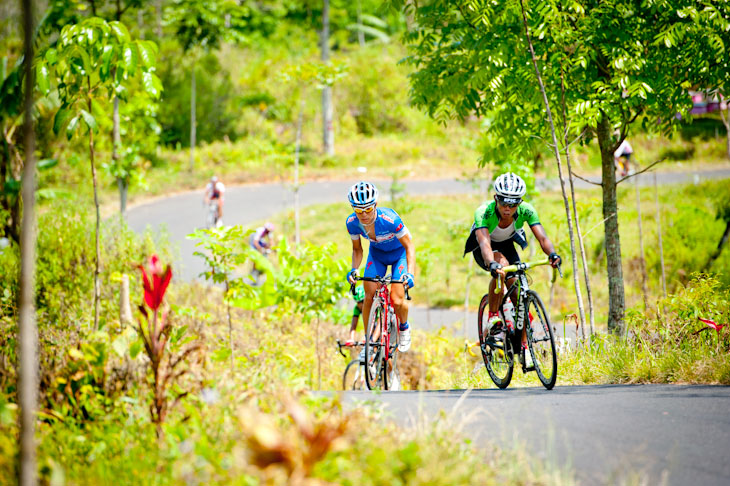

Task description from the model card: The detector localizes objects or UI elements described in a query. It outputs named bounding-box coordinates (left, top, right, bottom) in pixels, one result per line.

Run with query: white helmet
left=493, top=172, right=526, bottom=202
left=347, top=181, right=379, bottom=209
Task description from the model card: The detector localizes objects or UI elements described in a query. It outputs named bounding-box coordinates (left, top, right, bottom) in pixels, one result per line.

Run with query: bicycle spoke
left=526, top=291, right=557, bottom=390
left=478, top=294, right=513, bottom=389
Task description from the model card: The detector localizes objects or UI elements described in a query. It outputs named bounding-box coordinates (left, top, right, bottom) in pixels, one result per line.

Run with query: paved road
left=341, top=384, right=730, bottom=486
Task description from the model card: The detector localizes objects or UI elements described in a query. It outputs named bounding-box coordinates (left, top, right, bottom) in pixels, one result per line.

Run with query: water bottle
left=503, top=300, right=515, bottom=331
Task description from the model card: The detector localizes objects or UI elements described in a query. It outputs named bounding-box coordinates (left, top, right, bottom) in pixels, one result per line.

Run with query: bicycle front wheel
left=478, top=293, right=513, bottom=389
left=343, top=359, right=365, bottom=390
left=383, top=312, right=399, bottom=390
left=364, top=302, right=386, bottom=390
left=525, top=290, right=557, bottom=389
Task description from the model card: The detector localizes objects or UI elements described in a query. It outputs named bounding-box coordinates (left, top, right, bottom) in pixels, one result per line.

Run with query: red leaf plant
left=699, top=318, right=726, bottom=334
left=135, top=255, right=199, bottom=438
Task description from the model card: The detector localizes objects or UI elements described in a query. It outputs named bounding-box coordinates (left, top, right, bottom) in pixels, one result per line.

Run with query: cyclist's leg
left=487, top=250, right=510, bottom=313
left=362, top=250, right=386, bottom=338
left=388, top=247, right=409, bottom=325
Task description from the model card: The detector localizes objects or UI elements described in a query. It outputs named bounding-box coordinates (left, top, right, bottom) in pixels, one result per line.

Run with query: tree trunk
left=654, top=173, right=667, bottom=299
left=597, top=116, right=625, bottom=334
left=112, top=96, right=127, bottom=215
left=560, top=72, right=595, bottom=336
left=18, top=0, right=38, bottom=482
left=518, top=0, right=586, bottom=337
left=189, top=62, right=196, bottom=172
left=294, top=100, right=303, bottom=246
left=156, top=0, right=163, bottom=38
left=120, top=274, right=133, bottom=326
left=635, top=178, right=649, bottom=312
left=89, top=97, right=101, bottom=330
left=321, top=0, right=334, bottom=155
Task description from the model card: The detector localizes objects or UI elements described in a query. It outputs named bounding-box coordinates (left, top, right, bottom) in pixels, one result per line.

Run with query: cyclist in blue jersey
left=345, top=181, right=416, bottom=352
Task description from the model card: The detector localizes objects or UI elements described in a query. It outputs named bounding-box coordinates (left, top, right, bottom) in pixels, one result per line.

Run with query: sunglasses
left=496, top=198, right=521, bottom=208
left=353, top=205, right=376, bottom=214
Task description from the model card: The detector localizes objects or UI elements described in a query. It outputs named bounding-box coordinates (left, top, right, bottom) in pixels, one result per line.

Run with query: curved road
left=127, top=168, right=730, bottom=486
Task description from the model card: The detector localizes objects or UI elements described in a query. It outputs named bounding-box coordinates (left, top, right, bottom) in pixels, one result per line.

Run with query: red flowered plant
left=135, top=255, right=199, bottom=438
left=699, top=318, right=726, bottom=334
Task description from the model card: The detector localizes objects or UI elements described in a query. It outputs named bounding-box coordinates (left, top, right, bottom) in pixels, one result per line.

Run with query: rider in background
left=250, top=222, right=275, bottom=254
left=346, top=181, right=416, bottom=352
left=614, top=138, right=634, bottom=176
left=463, top=172, right=561, bottom=366
left=204, top=176, right=225, bottom=224
left=249, top=222, right=275, bottom=282
left=345, top=285, right=366, bottom=345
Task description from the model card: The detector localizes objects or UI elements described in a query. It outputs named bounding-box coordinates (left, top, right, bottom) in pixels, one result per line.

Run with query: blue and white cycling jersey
left=346, top=207, right=409, bottom=253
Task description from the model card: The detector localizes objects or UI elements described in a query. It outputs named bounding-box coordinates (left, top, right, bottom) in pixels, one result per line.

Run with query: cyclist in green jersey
left=345, top=285, right=366, bottom=345
left=463, top=173, right=561, bottom=366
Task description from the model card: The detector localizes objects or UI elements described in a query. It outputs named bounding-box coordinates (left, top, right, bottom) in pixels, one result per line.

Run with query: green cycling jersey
left=472, top=200, right=540, bottom=234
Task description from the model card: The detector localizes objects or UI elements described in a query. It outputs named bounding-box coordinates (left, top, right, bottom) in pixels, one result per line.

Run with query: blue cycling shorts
left=364, top=246, right=408, bottom=281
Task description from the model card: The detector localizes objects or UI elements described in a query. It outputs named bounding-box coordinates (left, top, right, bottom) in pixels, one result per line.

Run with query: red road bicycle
left=352, top=275, right=411, bottom=390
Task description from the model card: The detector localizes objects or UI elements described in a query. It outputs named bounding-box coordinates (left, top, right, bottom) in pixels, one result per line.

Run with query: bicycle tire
left=383, top=311, right=399, bottom=390
left=525, top=290, right=557, bottom=389
left=477, top=293, right=514, bottom=389
left=365, top=302, right=385, bottom=390
left=343, top=359, right=365, bottom=390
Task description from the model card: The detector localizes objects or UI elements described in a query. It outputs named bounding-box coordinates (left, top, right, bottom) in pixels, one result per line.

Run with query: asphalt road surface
left=341, top=384, right=730, bottom=486
left=128, top=169, right=730, bottom=485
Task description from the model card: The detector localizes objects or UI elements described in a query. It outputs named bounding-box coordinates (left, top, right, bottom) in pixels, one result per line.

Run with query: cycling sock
left=399, top=321, right=409, bottom=331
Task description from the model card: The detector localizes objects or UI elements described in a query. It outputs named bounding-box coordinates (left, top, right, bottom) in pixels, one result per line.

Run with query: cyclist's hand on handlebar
left=346, top=268, right=358, bottom=285
left=488, top=261, right=504, bottom=279
left=402, top=272, right=415, bottom=289
left=548, top=252, right=562, bottom=268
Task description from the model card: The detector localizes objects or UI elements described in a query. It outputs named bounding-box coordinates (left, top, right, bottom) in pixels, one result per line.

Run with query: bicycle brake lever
left=405, top=287, right=411, bottom=301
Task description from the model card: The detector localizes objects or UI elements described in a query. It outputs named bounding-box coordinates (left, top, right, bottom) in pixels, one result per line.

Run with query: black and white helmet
left=348, top=181, right=379, bottom=209
left=493, top=172, right=526, bottom=203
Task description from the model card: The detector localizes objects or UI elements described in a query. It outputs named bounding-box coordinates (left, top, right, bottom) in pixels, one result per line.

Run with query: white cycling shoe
left=398, top=327, right=411, bottom=352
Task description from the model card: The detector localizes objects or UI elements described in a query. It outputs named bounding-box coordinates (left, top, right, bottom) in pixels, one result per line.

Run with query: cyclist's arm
left=351, top=237, right=364, bottom=271
left=397, top=232, right=415, bottom=275
left=475, top=227, right=495, bottom=263
left=530, top=223, right=558, bottom=260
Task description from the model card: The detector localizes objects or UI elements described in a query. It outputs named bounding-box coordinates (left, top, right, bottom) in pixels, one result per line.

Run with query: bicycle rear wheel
left=364, top=302, right=386, bottom=390
left=343, top=359, right=365, bottom=390
left=525, top=290, right=557, bottom=389
left=477, top=294, right=513, bottom=389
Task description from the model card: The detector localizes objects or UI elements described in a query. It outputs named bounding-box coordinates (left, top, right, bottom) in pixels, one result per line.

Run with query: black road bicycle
left=477, top=259, right=561, bottom=390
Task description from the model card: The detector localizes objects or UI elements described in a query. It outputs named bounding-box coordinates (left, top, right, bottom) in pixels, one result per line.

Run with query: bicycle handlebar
left=494, top=258, right=562, bottom=294
left=336, top=339, right=365, bottom=358
left=350, top=275, right=411, bottom=301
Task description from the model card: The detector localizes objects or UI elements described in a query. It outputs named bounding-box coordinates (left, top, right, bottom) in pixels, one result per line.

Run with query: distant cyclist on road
left=614, top=138, right=634, bottom=177
left=463, top=172, right=561, bottom=366
left=249, top=222, right=275, bottom=282
left=204, top=176, right=225, bottom=225
left=346, top=181, right=416, bottom=352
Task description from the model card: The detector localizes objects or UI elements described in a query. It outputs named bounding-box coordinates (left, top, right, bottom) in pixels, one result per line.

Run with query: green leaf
left=142, top=72, right=161, bottom=98
left=66, top=115, right=79, bottom=140
left=109, top=21, right=131, bottom=42
left=45, top=48, right=58, bottom=64
left=137, top=41, right=156, bottom=68
left=123, top=44, right=138, bottom=73
left=129, top=340, right=142, bottom=359
left=80, top=109, right=97, bottom=132
left=101, top=45, right=114, bottom=79
left=53, top=107, right=73, bottom=135
left=36, top=63, right=50, bottom=94
left=37, top=158, right=58, bottom=170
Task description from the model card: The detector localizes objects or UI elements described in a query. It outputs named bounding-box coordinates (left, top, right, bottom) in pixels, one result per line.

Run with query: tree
left=38, top=17, right=161, bottom=328
left=396, top=0, right=730, bottom=332
left=321, top=0, right=334, bottom=155
left=18, top=0, right=38, bottom=484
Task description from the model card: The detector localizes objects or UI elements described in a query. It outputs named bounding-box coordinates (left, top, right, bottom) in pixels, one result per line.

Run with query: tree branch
left=616, top=157, right=666, bottom=185
left=570, top=169, right=602, bottom=186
